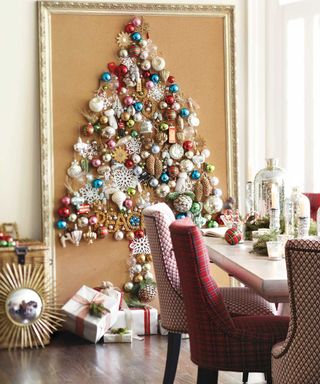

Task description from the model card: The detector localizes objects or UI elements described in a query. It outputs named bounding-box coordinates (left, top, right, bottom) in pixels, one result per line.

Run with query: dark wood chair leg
left=265, top=371, right=272, bottom=384
left=197, top=367, right=218, bottom=384
left=163, top=332, right=182, bottom=384
left=242, top=372, right=249, bottom=383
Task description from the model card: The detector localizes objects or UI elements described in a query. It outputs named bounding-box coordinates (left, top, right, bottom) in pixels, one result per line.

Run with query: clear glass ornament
left=254, top=158, right=286, bottom=217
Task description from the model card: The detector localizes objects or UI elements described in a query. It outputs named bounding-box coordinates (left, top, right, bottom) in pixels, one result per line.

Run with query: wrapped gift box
left=104, top=329, right=132, bottom=343
left=112, top=307, right=158, bottom=336
left=62, top=285, right=121, bottom=343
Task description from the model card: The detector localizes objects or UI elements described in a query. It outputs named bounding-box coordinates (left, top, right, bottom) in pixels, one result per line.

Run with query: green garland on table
left=251, top=231, right=278, bottom=256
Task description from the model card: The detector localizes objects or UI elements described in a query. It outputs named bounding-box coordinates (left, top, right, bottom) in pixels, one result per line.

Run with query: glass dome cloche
left=254, top=158, right=286, bottom=217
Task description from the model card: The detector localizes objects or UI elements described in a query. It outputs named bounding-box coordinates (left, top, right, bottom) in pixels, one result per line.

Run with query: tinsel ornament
left=224, top=227, right=242, bottom=246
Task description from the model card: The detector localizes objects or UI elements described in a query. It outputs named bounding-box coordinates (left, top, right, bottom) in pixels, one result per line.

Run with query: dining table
left=204, top=237, right=289, bottom=306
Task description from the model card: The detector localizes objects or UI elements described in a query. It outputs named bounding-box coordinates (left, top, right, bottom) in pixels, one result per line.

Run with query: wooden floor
left=0, top=332, right=267, bottom=384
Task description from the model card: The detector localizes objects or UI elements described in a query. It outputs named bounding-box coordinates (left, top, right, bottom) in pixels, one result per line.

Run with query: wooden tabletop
left=204, top=237, right=289, bottom=303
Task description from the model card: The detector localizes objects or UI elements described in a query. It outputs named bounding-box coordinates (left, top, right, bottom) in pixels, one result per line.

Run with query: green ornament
left=191, top=202, right=202, bottom=215
left=208, top=220, right=218, bottom=228
left=93, top=123, right=101, bottom=134
left=126, top=119, right=135, bottom=128
left=131, top=130, right=139, bottom=138
left=0, top=240, right=8, bottom=247
left=127, top=187, right=136, bottom=196
left=205, top=163, right=215, bottom=173
left=159, top=122, right=169, bottom=131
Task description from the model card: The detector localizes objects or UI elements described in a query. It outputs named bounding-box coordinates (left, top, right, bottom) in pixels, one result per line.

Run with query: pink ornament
left=146, top=81, right=154, bottom=90
left=91, top=158, right=102, bottom=167
left=124, top=198, right=133, bottom=209
left=107, top=139, right=116, bottom=149
left=124, top=96, right=134, bottom=106
left=89, top=216, right=98, bottom=225
left=132, top=17, right=142, bottom=27
left=61, top=196, right=71, bottom=206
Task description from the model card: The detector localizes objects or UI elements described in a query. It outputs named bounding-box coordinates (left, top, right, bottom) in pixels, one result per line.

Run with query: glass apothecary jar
left=254, top=158, right=286, bottom=217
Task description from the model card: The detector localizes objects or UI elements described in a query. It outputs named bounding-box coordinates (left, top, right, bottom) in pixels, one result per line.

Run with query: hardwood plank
left=0, top=332, right=267, bottom=384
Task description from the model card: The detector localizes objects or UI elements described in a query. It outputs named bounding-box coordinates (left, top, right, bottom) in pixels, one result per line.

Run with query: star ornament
left=116, top=32, right=131, bottom=48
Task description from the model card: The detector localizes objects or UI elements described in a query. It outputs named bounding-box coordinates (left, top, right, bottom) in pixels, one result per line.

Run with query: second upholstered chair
left=169, top=217, right=289, bottom=384
left=143, top=203, right=276, bottom=384
left=272, top=239, right=320, bottom=384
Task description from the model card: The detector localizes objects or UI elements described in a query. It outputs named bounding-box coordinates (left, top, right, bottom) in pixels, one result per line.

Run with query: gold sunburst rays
left=0, top=263, right=64, bottom=349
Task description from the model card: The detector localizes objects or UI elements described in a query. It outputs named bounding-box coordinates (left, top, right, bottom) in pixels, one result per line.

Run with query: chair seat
left=221, top=287, right=275, bottom=317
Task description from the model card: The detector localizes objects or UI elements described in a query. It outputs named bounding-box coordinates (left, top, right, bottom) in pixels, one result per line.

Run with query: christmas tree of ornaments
left=56, top=16, right=224, bottom=304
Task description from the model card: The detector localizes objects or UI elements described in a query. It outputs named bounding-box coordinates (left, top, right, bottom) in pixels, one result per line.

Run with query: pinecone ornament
left=173, top=194, right=193, bottom=212
left=138, top=284, right=157, bottom=303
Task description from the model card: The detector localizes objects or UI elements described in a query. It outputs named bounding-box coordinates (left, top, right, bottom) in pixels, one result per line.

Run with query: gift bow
left=73, top=292, right=110, bottom=336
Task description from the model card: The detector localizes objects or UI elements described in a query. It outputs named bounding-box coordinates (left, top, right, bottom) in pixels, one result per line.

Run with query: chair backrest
left=143, top=203, right=188, bottom=333
left=169, top=218, right=235, bottom=345
left=280, top=239, right=320, bottom=378
left=303, top=193, right=320, bottom=221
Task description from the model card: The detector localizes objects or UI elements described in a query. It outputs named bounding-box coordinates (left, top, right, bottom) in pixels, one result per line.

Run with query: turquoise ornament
left=160, top=173, right=170, bottom=183
left=176, top=213, right=187, bottom=219
left=131, top=130, right=139, bottom=138
left=92, top=179, right=103, bottom=188
left=101, top=72, right=111, bottom=82
left=191, top=170, right=201, bottom=180
left=129, top=216, right=140, bottom=226
left=169, top=84, right=179, bottom=93
left=131, top=32, right=142, bottom=42
left=150, top=74, right=160, bottom=83
left=57, top=220, right=67, bottom=229
left=180, top=108, right=190, bottom=118
left=134, top=102, right=143, bottom=112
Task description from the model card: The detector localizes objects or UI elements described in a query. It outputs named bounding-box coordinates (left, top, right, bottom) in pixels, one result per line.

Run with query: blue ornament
left=134, top=102, right=143, bottom=112
left=150, top=74, right=160, bottom=83
left=160, top=173, right=170, bottom=183
left=151, top=144, right=160, bottom=154
left=191, top=170, right=201, bottom=180
left=180, top=108, right=190, bottom=118
left=101, top=72, right=111, bottom=82
left=149, top=178, right=159, bottom=188
left=169, top=84, right=179, bottom=93
left=129, top=216, right=140, bottom=226
left=92, top=179, right=103, bottom=188
left=56, top=220, right=67, bottom=229
left=176, top=213, right=187, bottom=220
left=131, top=32, right=142, bottom=42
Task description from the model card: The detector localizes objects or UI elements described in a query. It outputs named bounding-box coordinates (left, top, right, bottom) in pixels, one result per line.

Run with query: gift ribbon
left=73, top=292, right=110, bottom=336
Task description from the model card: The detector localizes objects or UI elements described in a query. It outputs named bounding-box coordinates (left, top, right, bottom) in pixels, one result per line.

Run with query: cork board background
left=51, top=13, right=230, bottom=303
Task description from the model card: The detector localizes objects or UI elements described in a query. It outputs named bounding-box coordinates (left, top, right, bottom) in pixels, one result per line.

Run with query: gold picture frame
left=38, top=2, right=238, bottom=301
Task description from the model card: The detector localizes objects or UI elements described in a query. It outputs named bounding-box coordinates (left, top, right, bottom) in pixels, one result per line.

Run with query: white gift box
left=62, top=285, right=121, bottom=343
left=112, top=307, right=158, bottom=336
left=104, top=330, right=132, bottom=343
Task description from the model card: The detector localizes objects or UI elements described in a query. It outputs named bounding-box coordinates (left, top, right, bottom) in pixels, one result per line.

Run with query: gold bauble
left=134, top=274, right=143, bottom=283
left=146, top=254, right=153, bottom=262
left=100, top=115, right=108, bottom=124
left=121, top=112, right=131, bottom=121
left=126, top=231, right=135, bottom=241
left=136, top=254, right=146, bottom=264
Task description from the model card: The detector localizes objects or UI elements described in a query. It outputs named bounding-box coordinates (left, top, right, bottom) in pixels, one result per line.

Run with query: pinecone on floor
left=138, top=284, right=158, bottom=303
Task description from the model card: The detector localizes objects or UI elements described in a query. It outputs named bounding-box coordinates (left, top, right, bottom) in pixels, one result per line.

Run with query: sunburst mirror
left=0, top=263, right=64, bottom=349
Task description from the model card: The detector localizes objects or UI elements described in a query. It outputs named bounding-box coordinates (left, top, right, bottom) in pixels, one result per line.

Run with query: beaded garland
left=55, top=16, right=224, bottom=303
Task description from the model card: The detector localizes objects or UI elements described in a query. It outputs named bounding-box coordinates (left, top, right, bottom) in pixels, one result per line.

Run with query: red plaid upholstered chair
left=169, top=217, right=290, bottom=384
left=272, top=239, right=320, bottom=384
left=143, top=203, right=277, bottom=384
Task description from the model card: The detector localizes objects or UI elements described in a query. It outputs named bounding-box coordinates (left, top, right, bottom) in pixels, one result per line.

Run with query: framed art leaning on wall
left=38, top=2, right=238, bottom=303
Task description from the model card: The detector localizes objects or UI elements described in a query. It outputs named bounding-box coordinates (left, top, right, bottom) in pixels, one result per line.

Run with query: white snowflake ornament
left=129, top=235, right=151, bottom=255
left=111, top=167, right=138, bottom=191
left=79, top=183, right=104, bottom=204
left=147, top=83, right=165, bottom=102
left=125, top=137, right=141, bottom=155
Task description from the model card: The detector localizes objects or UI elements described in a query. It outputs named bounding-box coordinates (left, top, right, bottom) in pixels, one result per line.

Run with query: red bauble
left=118, top=121, right=125, bottom=129
left=167, top=75, right=175, bottom=84
left=61, top=196, right=71, bottom=206
left=81, top=123, right=94, bottom=136
left=128, top=44, right=141, bottom=57
left=108, top=62, right=117, bottom=73
left=143, top=70, right=151, bottom=79
left=125, top=23, right=135, bottom=33
left=183, top=140, right=193, bottom=151
left=97, top=226, right=108, bottom=238
left=125, top=159, right=134, bottom=168
left=135, top=229, right=145, bottom=238
left=165, top=95, right=175, bottom=105
left=119, top=64, right=128, bottom=75
left=165, top=109, right=177, bottom=121
left=168, top=165, right=179, bottom=178
left=224, top=227, right=242, bottom=245
left=58, top=206, right=71, bottom=218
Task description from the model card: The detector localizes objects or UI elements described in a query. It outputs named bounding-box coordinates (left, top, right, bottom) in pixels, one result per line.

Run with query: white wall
left=0, top=0, right=247, bottom=240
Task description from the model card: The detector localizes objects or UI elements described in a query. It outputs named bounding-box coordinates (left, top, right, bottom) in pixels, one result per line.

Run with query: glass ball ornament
left=127, top=187, right=136, bottom=196
left=190, top=202, right=202, bottom=215
left=156, top=183, right=170, bottom=198
left=133, top=264, right=142, bottom=273
left=89, top=215, right=98, bottom=225
left=133, top=166, right=143, bottom=176
left=146, top=80, right=154, bottom=90
left=207, top=220, right=218, bottom=228
left=191, top=170, right=201, bottom=180
left=172, top=102, right=181, bottom=111
left=92, top=179, right=103, bottom=188
left=136, top=254, right=146, bottom=264
left=168, top=180, right=176, bottom=189
left=176, top=213, right=187, bottom=219
left=56, top=220, right=67, bottom=229
left=126, top=231, right=135, bottom=241
left=141, top=60, right=151, bottom=71
left=131, top=32, right=142, bottom=42
left=97, top=226, right=108, bottom=238
left=144, top=271, right=154, bottom=280
left=213, top=188, right=222, bottom=197
left=141, top=150, right=150, bottom=159
left=185, top=151, right=194, bottom=159
left=210, top=176, right=219, bottom=186
left=180, top=108, right=190, bottom=118
left=151, top=144, right=160, bottom=154
left=205, top=163, right=215, bottom=173
left=91, top=158, right=102, bottom=168
left=201, top=149, right=211, bottom=159
left=133, top=102, right=143, bottom=112
left=101, top=71, right=111, bottom=82
left=160, top=173, right=170, bottom=183
left=132, top=154, right=141, bottom=164
left=169, top=84, right=179, bottom=93
left=149, top=178, right=159, bottom=188
left=204, top=213, right=212, bottom=221
left=114, top=230, right=124, bottom=241
left=89, top=97, right=104, bottom=113
left=58, top=206, right=70, bottom=218
left=78, top=216, right=89, bottom=227
left=135, top=229, right=145, bottom=238
left=150, top=73, right=160, bottom=83
left=124, top=282, right=134, bottom=292
left=68, top=213, right=78, bottom=222
left=134, top=274, right=143, bottom=283
left=180, top=159, right=194, bottom=173
left=119, top=49, right=128, bottom=58
left=61, top=196, right=71, bottom=206
left=142, top=263, right=151, bottom=272
left=204, top=196, right=223, bottom=214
